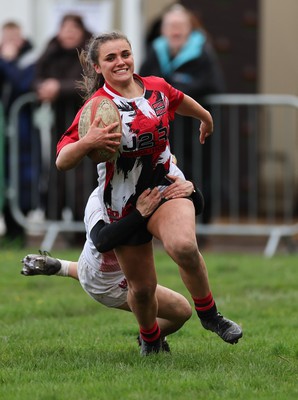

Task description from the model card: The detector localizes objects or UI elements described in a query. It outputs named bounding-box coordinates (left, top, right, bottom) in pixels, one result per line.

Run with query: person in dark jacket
left=34, top=14, right=92, bottom=142
left=139, top=4, right=226, bottom=224
left=0, top=21, right=35, bottom=111
left=33, top=14, right=96, bottom=227
left=0, top=21, right=37, bottom=240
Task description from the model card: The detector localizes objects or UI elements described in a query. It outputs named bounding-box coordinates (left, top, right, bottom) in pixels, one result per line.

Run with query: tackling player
left=22, top=174, right=203, bottom=355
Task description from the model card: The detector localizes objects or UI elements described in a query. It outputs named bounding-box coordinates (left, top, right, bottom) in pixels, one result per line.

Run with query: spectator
left=140, top=4, right=225, bottom=100
left=0, top=21, right=36, bottom=241
left=139, top=4, right=226, bottom=223
left=0, top=21, right=35, bottom=111
left=33, top=14, right=95, bottom=225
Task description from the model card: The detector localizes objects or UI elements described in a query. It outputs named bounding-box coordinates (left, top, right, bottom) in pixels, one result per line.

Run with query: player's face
left=94, top=39, right=134, bottom=86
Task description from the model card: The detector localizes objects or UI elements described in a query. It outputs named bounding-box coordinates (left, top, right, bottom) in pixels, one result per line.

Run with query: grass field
left=0, top=248, right=297, bottom=399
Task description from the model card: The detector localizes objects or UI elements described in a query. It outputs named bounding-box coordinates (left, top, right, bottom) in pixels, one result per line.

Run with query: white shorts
left=77, top=253, right=128, bottom=308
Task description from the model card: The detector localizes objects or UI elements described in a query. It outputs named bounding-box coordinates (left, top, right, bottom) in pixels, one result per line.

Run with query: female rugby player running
left=55, top=31, right=242, bottom=355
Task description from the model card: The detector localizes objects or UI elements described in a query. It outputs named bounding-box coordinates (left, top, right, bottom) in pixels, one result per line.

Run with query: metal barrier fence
left=6, top=93, right=97, bottom=248
left=171, top=94, right=298, bottom=257
left=4, top=93, right=298, bottom=256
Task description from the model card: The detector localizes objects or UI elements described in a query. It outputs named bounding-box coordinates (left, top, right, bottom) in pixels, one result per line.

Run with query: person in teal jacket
left=140, top=4, right=225, bottom=101
left=140, top=4, right=226, bottom=224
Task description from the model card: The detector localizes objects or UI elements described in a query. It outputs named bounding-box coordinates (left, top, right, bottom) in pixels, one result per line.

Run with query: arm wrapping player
left=91, top=182, right=204, bottom=253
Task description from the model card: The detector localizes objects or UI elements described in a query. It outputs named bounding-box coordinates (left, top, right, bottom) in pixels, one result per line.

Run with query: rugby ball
left=78, top=96, right=122, bottom=162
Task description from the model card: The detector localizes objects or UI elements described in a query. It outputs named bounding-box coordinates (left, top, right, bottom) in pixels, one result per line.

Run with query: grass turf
left=0, top=249, right=297, bottom=399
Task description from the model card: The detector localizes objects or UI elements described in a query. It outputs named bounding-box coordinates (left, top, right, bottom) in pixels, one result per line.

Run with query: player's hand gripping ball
left=78, top=96, right=122, bottom=162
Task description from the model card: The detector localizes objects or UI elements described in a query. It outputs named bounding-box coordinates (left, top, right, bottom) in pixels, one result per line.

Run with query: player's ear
left=94, top=63, right=101, bottom=74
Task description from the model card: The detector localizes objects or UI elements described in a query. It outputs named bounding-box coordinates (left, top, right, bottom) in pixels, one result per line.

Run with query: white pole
left=120, top=0, right=144, bottom=73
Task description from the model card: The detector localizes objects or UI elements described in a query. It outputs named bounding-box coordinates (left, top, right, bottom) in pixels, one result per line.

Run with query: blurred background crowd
left=0, top=0, right=297, bottom=251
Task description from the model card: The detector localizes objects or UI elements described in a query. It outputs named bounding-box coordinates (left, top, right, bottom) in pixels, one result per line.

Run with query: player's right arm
left=56, top=117, right=121, bottom=171
left=56, top=139, right=92, bottom=170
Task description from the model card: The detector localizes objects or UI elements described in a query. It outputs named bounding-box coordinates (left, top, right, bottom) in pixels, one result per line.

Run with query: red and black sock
left=140, top=321, right=161, bottom=343
left=193, top=292, right=218, bottom=320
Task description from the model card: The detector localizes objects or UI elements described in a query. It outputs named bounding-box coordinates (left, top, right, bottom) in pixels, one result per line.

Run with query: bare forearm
left=176, top=94, right=211, bottom=121
left=56, top=119, right=122, bottom=171
left=176, top=94, right=213, bottom=143
left=56, top=141, right=90, bottom=171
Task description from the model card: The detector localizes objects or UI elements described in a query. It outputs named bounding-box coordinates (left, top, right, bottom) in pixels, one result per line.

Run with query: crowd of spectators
left=0, top=3, right=226, bottom=244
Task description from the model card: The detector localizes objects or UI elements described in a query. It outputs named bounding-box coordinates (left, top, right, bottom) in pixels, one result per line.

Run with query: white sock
left=55, top=259, right=70, bottom=276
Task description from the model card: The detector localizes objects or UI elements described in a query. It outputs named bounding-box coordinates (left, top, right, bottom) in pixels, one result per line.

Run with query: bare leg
left=148, top=198, right=210, bottom=298
left=114, top=241, right=158, bottom=330
left=115, top=284, right=191, bottom=336
left=155, top=285, right=192, bottom=335
left=147, top=199, right=243, bottom=344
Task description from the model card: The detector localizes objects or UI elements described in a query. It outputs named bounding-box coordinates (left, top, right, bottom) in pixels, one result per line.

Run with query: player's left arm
left=162, top=175, right=204, bottom=216
left=175, top=94, right=213, bottom=144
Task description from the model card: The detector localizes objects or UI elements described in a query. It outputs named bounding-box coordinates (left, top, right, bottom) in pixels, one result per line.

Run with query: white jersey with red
left=82, top=187, right=121, bottom=273
left=78, top=186, right=128, bottom=308
left=57, top=75, right=184, bottom=221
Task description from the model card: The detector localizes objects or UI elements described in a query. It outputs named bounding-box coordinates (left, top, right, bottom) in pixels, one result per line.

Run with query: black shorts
left=120, top=196, right=196, bottom=246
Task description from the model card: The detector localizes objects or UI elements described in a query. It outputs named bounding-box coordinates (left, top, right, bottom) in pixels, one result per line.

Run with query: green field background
left=0, top=249, right=297, bottom=399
